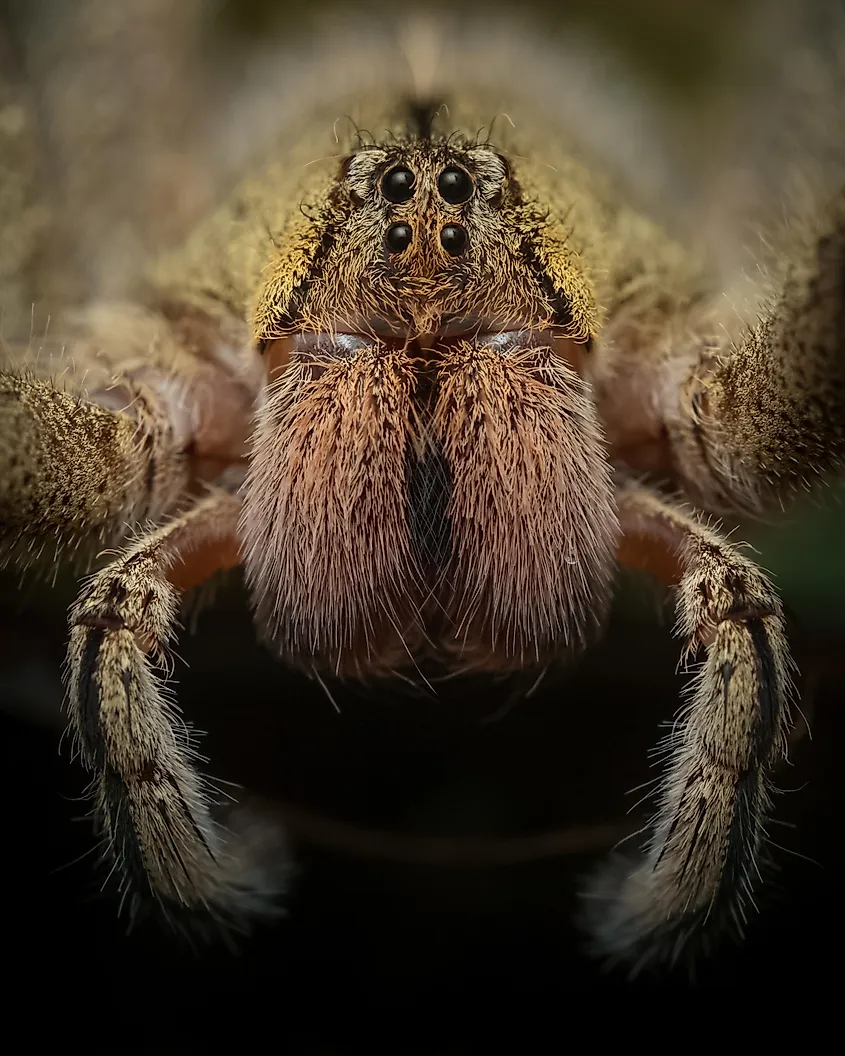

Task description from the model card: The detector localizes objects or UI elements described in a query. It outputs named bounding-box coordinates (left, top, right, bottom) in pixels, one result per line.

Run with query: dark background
left=2, top=0, right=845, bottom=1048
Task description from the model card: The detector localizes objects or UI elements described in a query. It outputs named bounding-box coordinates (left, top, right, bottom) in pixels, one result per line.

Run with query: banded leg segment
left=66, top=490, right=282, bottom=925
left=587, top=481, right=794, bottom=970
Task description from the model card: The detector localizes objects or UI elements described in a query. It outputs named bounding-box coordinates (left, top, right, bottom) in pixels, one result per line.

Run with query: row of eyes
left=380, top=164, right=474, bottom=205
left=380, top=165, right=473, bottom=256
left=386, top=221, right=466, bottom=255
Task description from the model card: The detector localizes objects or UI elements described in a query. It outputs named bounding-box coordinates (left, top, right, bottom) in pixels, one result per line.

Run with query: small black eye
left=437, top=166, right=473, bottom=204
left=440, top=224, right=468, bottom=256
left=381, top=166, right=416, bottom=203
left=386, top=222, right=413, bottom=253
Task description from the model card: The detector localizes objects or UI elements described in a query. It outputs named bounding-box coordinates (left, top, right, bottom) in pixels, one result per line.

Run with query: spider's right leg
left=0, top=299, right=260, bottom=568
left=66, top=489, right=287, bottom=928
left=590, top=188, right=845, bottom=514
left=585, top=480, right=794, bottom=972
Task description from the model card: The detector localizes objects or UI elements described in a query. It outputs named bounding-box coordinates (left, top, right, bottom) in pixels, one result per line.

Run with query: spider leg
left=585, top=479, right=794, bottom=972
left=0, top=365, right=187, bottom=568
left=593, top=189, right=845, bottom=513
left=668, top=189, right=845, bottom=512
left=65, top=489, right=288, bottom=930
left=1, top=298, right=259, bottom=569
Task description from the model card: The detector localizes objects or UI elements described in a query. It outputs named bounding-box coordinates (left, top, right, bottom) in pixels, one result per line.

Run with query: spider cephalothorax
left=2, top=60, right=844, bottom=974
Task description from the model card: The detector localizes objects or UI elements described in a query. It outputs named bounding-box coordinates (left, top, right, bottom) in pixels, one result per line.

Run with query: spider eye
left=437, top=166, right=474, bottom=204
left=381, top=166, right=416, bottom=203
left=386, top=222, right=413, bottom=253
left=440, top=224, right=468, bottom=256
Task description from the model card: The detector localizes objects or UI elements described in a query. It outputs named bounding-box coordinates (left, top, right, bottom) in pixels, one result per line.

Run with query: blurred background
left=1, top=0, right=845, bottom=1047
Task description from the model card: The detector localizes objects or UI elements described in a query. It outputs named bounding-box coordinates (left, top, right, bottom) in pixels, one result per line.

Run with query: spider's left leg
left=66, top=489, right=286, bottom=929
left=585, top=479, right=794, bottom=971
left=594, top=188, right=845, bottom=513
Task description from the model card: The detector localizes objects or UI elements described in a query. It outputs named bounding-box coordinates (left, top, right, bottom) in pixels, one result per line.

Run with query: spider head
left=255, top=117, right=597, bottom=346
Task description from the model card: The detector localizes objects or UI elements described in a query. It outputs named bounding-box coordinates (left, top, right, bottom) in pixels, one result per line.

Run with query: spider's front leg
left=669, top=190, right=845, bottom=512
left=593, top=189, right=845, bottom=514
left=0, top=299, right=259, bottom=568
left=66, top=489, right=287, bottom=927
left=586, top=480, right=793, bottom=971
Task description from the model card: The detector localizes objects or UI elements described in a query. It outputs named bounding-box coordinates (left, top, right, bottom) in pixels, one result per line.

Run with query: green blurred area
left=747, top=486, right=845, bottom=631
left=217, top=0, right=751, bottom=96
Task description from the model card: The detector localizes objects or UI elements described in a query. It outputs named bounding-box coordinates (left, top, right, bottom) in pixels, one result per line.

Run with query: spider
left=1, top=46, right=843, bottom=975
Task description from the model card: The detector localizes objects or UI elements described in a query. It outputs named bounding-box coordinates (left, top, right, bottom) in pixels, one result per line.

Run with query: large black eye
left=437, top=166, right=473, bottom=204
left=381, top=166, right=416, bottom=203
left=440, top=224, right=468, bottom=256
left=386, top=222, right=413, bottom=254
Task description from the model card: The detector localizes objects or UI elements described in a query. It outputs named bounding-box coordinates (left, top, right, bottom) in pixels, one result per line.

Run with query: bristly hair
left=240, top=346, right=425, bottom=678
left=433, top=339, right=619, bottom=671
